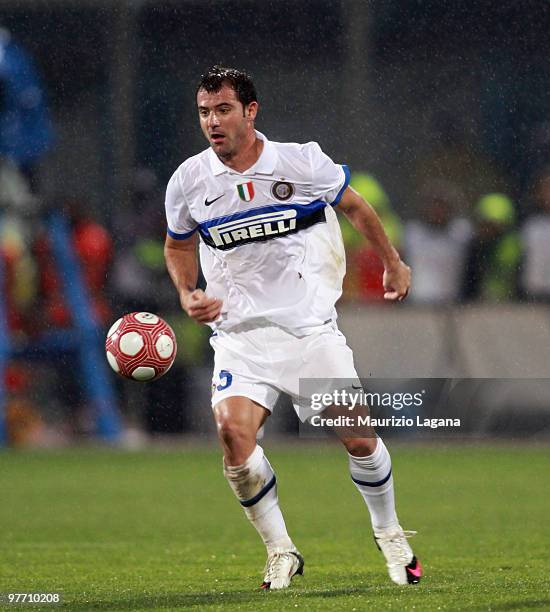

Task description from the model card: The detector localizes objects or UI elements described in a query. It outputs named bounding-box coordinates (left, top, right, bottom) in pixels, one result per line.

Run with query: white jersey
left=165, top=130, right=350, bottom=333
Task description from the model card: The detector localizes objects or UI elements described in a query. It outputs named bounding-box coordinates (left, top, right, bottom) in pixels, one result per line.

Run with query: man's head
left=196, top=65, right=258, bottom=160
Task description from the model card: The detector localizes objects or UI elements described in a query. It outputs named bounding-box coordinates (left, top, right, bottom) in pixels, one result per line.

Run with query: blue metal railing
left=47, top=212, right=121, bottom=441
left=0, top=213, right=124, bottom=445
left=0, top=254, right=9, bottom=446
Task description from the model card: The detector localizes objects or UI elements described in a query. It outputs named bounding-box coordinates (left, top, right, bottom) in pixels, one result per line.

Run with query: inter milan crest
left=271, top=181, right=295, bottom=201
left=237, top=181, right=255, bottom=202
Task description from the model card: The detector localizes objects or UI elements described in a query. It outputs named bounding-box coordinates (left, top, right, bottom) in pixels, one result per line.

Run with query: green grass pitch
left=1, top=443, right=549, bottom=611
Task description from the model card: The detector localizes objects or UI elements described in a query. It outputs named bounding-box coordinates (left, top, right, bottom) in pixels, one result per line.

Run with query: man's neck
left=220, top=133, right=263, bottom=174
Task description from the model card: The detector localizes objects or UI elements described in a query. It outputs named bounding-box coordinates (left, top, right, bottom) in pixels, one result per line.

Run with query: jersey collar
left=207, top=130, right=277, bottom=176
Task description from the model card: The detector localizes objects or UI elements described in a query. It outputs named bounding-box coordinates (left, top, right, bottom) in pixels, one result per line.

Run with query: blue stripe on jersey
left=197, top=199, right=328, bottom=250
left=197, top=199, right=328, bottom=234
left=330, top=164, right=351, bottom=207
left=350, top=468, right=392, bottom=488
left=167, top=227, right=197, bottom=240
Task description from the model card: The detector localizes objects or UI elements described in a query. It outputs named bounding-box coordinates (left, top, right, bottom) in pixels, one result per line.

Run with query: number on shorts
left=216, top=370, right=233, bottom=391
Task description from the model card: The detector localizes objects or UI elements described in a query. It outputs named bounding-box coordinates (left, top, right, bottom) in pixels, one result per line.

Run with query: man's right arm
left=164, top=234, right=222, bottom=323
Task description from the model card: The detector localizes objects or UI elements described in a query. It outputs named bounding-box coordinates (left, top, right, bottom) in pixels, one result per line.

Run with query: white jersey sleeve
left=302, top=141, right=350, bottom=206
left=165, top=170, right=197, bottom=239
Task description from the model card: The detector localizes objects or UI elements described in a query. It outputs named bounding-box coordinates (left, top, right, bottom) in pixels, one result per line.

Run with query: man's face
left=197, top=84, right=257, bottom=160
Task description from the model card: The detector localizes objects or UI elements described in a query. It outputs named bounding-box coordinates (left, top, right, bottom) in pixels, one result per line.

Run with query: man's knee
left=215, top=412, right=253, bottom=447
left=341, top=436, right=377, bottom=457
left=213, top=397, right=268, bottom=461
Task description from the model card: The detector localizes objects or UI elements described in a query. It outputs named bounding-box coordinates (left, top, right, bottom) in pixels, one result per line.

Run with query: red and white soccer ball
left=105, top=312, right=177, bottom=382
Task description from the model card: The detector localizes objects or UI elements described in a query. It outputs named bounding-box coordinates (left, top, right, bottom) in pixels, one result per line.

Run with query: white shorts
left=210, top=321, right=360, bottom=422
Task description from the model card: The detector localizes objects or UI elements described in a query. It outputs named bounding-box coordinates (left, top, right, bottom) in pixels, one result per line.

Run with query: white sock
left=348, top=437, right=399, bottom=533
left=224, top=445, right=293, bottom=552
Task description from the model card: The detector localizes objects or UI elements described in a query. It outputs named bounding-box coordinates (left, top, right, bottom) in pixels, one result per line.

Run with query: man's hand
left=181, top=289, right=223, bottom=323
left=164, top=234, right=222, bottom=323
left=339, top=187, right=411, bottom=301
left=383, top=260, right=411, bottom=301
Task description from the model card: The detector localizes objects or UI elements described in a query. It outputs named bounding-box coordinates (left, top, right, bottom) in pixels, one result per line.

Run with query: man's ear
left=245, top=101, right=258, bottom=120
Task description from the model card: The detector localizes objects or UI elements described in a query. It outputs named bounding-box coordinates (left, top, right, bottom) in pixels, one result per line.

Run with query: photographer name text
left=309, top=415, right=461, bottom=429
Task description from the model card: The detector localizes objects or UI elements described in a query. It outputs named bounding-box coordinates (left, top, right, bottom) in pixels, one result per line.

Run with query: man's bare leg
left=214, top=395, right=268, bottom=466
left=213, top=396, right=303, bottom=589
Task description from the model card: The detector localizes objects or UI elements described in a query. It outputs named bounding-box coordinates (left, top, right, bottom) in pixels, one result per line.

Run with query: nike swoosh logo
left=205, top=194, right=224, bottom=206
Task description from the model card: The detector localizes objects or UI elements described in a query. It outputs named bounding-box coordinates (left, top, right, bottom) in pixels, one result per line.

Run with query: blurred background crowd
left=1, top=1, right=549, bottom=445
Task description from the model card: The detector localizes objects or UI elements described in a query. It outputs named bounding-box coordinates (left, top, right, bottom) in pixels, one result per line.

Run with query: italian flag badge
left=237, top=181, right=255, bottom=201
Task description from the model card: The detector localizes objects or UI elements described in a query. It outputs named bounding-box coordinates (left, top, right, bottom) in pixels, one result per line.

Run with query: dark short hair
left=196, top=65, right=258, bottom=107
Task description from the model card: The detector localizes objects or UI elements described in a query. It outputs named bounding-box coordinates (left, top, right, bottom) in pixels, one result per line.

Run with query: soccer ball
left=105, top=312, right=177, bottom=382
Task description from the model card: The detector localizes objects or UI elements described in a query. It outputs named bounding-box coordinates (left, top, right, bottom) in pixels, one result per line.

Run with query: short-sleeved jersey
left=165, top=130, right=350, bottom=333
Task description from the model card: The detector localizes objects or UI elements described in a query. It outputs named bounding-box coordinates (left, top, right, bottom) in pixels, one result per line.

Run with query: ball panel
left=106, top=350, right=120, bottom=373
left=155, top=334, right=174, bottom=359
left=119, top=331, right=145, bottom=356
left=134, top=312, right=159, bottom=325
left=131, top=366, right=156, bottom=381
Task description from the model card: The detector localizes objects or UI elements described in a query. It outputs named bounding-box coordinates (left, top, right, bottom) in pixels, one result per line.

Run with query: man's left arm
left=337, top=186, right=411, bottom=301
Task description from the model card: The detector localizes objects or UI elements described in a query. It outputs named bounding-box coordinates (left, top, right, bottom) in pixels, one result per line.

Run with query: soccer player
left=164, top=66, right=422, bottom=590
